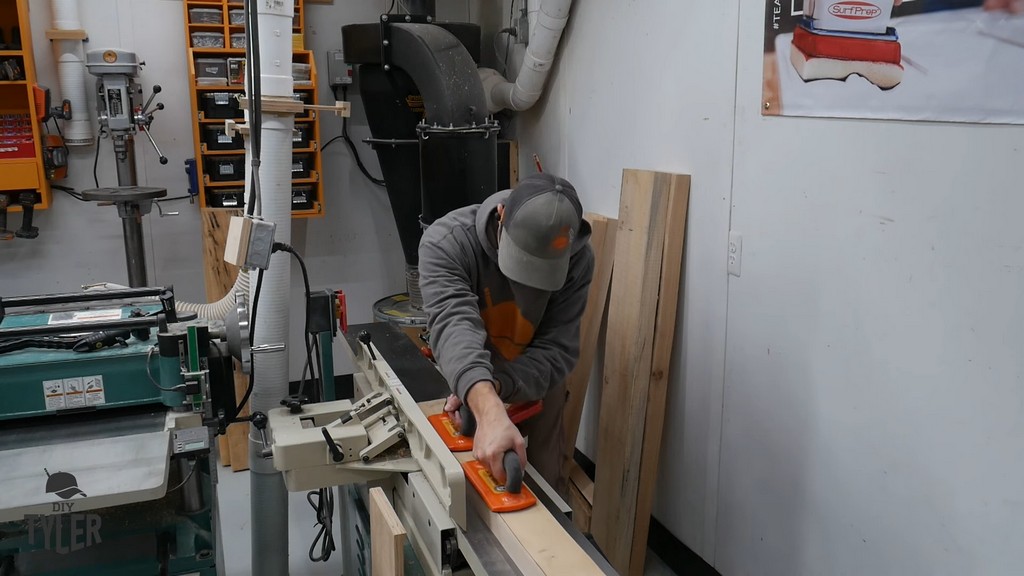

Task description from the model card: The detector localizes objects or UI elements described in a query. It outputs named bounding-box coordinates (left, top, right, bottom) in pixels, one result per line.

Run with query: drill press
left=82, top=49, right=169, bottom=287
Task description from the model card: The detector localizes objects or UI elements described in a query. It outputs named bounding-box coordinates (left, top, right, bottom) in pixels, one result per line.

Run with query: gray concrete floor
left=216, top=469, right=677, bottom=575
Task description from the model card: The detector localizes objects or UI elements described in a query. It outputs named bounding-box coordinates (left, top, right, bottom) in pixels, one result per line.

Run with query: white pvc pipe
left=51, top=0, right=93, bottom=146
left=480, top=0, right=572, bottom=113
left=247, top=2, right=295, bottom=574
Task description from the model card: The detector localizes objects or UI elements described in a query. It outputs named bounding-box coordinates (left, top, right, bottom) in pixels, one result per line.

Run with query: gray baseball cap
left=498, top=173, right=583, bottom=291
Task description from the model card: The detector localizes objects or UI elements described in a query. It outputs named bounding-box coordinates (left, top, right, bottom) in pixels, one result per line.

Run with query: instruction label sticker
left=62, top=377, right=86, bottom=408
left=41, top=376, right=107, bottom=410
left=42, top=380, right=66, bottom=410
left=48, top=309, right=123, bottom=325
left=84, top=376, right=106, bottom=406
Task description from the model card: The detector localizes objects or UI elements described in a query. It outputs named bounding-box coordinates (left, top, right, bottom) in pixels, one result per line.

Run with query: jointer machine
left=262, top=323, right=616, bottom=576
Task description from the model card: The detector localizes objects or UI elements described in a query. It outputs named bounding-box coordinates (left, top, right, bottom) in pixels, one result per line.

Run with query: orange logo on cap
left=550, top=226, right=571, bottom=251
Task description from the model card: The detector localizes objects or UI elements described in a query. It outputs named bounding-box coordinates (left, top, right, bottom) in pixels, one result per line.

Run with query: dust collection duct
left=343, top=9, right=499, bottom=323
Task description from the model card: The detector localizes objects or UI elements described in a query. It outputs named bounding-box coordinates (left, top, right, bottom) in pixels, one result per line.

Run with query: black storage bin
left=292, top=124, right=311, bottom=149
left=201, top=92, right=243, bottom=120
left=292, top=92, right=311, bottom=119
left=291, top=154, right=312, bottom=179
left=203, top=125, right=243, bottom=151
left=205, top=155, right=244, bottom=182
left=208, top=187, right=245, bottom=208
left=292, top=185, right=314, bottom=211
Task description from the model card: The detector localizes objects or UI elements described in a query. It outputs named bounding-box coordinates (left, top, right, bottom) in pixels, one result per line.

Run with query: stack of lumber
left=565, top=169, right=690, bottom=576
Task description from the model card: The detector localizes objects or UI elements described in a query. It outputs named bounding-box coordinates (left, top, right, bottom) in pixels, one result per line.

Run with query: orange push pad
left=462, top=460, right=537, bottom=512
left=429, top=401, right=544, bottom=452
left=428, top=413, right=473, bottom=451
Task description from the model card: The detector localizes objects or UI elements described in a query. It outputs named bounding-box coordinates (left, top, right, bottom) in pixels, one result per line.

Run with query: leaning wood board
left=418, top=400, right=603, bottom=576
left=201, top=208, right=250, bottom=470
left=561, top=212, right=617, bottom=489
left=370, top=487, right=407, bottom=576
left=629, top=176, right=689, bottom=573
left=591, top=170, right=690, bottom=576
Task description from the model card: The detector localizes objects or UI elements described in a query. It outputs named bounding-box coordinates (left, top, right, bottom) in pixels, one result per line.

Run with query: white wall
left=714, top=1, right=1024, bottom=575
left=514, top=0, right=739, bottom=556
left=521, top=0, right=1024, bottom=575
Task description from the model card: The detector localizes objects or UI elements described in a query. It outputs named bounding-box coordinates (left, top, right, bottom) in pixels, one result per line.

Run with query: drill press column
left=80, top=186, right=166, bottom=288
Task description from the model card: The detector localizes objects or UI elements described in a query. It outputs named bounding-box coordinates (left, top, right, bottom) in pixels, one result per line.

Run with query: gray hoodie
left=419, top=190, right=595, bottom=404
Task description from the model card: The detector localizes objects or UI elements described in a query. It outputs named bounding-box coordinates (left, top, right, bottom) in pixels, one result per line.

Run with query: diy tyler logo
left=25, top=469, right=103, bottom=554
left=45, top=468, right=87, bottom=501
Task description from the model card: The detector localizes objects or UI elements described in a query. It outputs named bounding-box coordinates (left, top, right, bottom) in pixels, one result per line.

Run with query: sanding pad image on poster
left=763, top=0, right=1024, bottom=123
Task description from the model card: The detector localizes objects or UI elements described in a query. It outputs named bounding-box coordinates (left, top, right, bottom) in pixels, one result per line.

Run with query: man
left=418, top=173, right=594, bottom=490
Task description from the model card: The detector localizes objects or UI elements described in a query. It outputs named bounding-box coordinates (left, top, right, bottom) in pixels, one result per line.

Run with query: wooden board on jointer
left=591, top=170, right=690, bottom=576
left=418, top=400, right=603, bottom=576
left=560, top=213, right=617, bottom=491
left=629, top=175, right=689, bottom=575
left=370, top=487, right=407, bottom=576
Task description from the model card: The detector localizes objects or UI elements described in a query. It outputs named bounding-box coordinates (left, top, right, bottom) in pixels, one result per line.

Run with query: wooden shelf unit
left=0, top=0, right=51, bottom=213
left=183, top=0, right=322, bottom=218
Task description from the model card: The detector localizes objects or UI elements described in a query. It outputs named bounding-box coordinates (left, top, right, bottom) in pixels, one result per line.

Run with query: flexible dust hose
left=81, top=270, right=250, bottom=322
left=176, top=270, right=250, bottom=320
left=247, top=0, right=295, bottom=573
left=50, top=0, right=93, bottom=146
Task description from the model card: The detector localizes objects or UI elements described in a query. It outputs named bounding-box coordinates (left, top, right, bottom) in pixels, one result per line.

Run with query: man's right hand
left=465, top=380, right=527, bottom=484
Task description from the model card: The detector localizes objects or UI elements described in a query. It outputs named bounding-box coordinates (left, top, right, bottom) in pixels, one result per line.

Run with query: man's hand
left=444, top=394, right=464, bottom=429
left=465, top=381, right=527, bottom=484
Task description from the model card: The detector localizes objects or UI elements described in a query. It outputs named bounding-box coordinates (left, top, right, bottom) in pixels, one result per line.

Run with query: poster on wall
left=762, top=0, right=1024, bottom=124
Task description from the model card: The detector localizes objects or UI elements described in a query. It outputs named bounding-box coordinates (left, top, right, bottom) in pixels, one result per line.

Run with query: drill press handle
left=136, top=84, right=168, bottom=165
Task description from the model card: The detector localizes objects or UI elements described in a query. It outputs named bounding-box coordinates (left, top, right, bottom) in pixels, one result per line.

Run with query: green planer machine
left=0, top=286, right=244, bottom=575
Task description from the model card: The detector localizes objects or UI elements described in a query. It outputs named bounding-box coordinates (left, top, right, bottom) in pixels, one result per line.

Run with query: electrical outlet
left=728, top=231, right=742, bottom=277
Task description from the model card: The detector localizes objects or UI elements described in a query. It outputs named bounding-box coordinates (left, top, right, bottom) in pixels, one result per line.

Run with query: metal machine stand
left=82, top=49, right=169, bottom=288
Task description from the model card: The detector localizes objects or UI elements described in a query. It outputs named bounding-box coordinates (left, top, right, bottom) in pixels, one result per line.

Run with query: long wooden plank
left=200, top=208, right=250, bottom=471
left=370, top=487, right=407, bottom=576
left=561, top=213, right=617, bottom=490
left=228, top=363, right=250, bottom=472
left=201, top=209, right=242, bottom=302
left=591, top=170, right=688, bottom=575
left=418, top=400, right=602, bottom=575
left=628, top=175, right=690, bottom=576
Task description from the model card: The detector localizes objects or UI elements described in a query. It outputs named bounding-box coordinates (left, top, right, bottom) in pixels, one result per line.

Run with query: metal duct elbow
left=481, top=0, right=572, bottom=113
